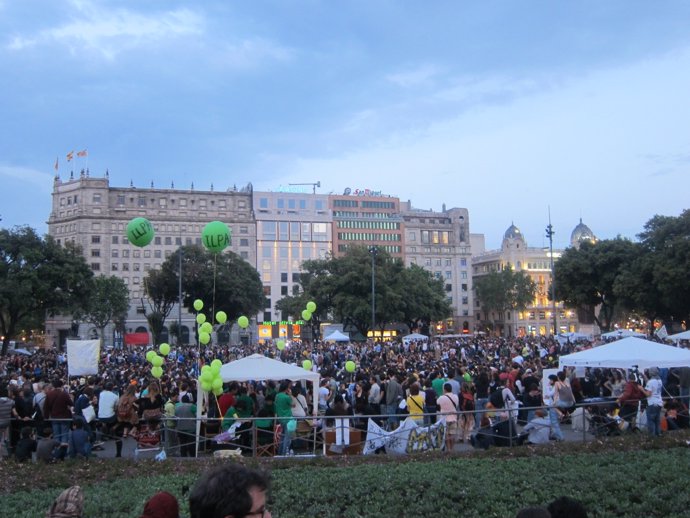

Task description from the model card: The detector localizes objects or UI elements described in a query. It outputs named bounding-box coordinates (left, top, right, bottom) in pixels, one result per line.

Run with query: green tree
left=75, top=276, right=130, bottom=347
left=278, top=246, right=451, bottom=338
left=142, top=265, right=179, bottom=344
left=554, top=238, right=637, bottom=332
left=157, top=246, right=265, bottom=337
left=474, top=267, right=536, bottom=335
left=0, top=226, right=93, bottom=354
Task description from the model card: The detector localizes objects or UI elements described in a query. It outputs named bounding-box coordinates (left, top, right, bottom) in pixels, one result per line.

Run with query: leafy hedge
left=3, top=436, right=690, bottom=517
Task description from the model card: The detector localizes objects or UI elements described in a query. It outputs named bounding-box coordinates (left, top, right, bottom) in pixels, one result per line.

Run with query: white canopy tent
left=600, top=329, right=646, bottom=339
left=667, top=330, right=690, bottom=343
left=559, top=337, right=690, bottom=370
left=402, top=333, right=429, bottom=343
left=323, top=330, right=350, bottom=342
left=196, top=354, right=320, bottom=455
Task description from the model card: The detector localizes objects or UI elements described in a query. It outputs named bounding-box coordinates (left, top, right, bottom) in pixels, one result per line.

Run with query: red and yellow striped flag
left=66, top=151, right=74, bottom=161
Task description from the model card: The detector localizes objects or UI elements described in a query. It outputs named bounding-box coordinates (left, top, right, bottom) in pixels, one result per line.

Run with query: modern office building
left=329, top=189, right=404, bottom=259
left=472, top=223, right=582, bottom=337
left=46, top=170, right=256, bottom=347
left=253, top=190, right=332, bottom=332
left=400, top=202, right=474, bottom=334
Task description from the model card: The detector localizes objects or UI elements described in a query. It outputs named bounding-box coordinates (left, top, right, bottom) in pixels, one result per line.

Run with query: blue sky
left=1, top=0, right=689, bottom=249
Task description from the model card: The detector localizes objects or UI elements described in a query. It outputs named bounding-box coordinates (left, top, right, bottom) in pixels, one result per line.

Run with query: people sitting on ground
left=36, top=426, right=67, bottom=463
left=69, top=418, right=92, bottom=458
left=46, top=485, right=84, bottom=518
left=139, top=491, right=180, bottom=518
left=189, top=464, right=271, bottom=518
left=522, top=409, right=552, bottom=445
left=14, top=425, right=37, bottom=462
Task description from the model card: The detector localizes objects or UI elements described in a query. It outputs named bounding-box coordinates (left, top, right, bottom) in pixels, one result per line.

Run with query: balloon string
left=212, top=253, right=217, bottom=324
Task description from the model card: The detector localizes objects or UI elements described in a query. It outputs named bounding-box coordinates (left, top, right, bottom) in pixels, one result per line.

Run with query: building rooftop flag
left=77, top=149, right=88, bottom=157
left=66, top=150, right=74, bottom=161
left=54, top=157, right=59, bottom=171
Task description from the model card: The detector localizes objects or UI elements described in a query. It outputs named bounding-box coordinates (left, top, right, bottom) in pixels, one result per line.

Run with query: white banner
left=66, top=339, right=100, bottom=377
left=362, top=417, right=446, bottom=455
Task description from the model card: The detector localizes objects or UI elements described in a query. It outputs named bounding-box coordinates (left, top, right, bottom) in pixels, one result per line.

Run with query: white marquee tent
left=323, top=330, right=350, bottom=342
left=667, top=330, right=690, bottom=342
left=402, top=333, right=429, bottom=343
left=559, top=337, right=690, bottom=370
left=196, top=354, right=320, bottom=454
left=600, top=329, right=646, bottom=339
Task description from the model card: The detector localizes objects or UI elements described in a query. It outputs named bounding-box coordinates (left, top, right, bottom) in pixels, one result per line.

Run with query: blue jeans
left=52, top=421, right=71, bottom=444
left=646, top=405, right=662, bottom=437
left=548, top=408, right=564, bottom=441
left=475, top=398, right=488, bottom=428
left=384, top=404, right=399, bottom=429
left=279, top=423, right=292, bottom=455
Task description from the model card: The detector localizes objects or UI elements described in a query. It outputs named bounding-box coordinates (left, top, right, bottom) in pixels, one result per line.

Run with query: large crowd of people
left=1, top=334, right=689, bottom=461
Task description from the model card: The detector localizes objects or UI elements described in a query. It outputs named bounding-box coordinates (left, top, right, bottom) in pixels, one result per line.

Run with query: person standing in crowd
left=189, top=464, right=271, bottom=518
left=97, top=382, right=119, bottom=443
left=43, top=379, right=73, bottom=444
left=543, top=374, right=564, bottom=441
left=274, top=381, right=295, bottom=455
left=175, top=394, right=197, bottom=458
left=437, top=382, right=459, bottom=452
left=384, top=371, right=404, bottom=430
left=641, top=367, right=664, bottom=437
left=459, top=382, right=475, bottom=443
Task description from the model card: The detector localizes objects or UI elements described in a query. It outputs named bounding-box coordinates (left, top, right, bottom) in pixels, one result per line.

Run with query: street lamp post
left=545, top=211, right=557, bottom=336
left=369, top=246, right=378, bottom=339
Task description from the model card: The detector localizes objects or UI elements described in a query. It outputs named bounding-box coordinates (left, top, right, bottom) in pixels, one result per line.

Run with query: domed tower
left=570, top=218, right=597, bottom=249
left=502, top=222, right=526, bottom=250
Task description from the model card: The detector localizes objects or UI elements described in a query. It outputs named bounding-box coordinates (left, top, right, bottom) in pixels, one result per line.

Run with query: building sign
left=343, top=187, right=384, bottom=197
left=276, top=185, right=310, bottom=193
left=258, top=321, right=304, bottom=340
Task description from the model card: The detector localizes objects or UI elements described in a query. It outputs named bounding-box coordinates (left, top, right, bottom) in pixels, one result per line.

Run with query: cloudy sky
left=1, top=0, right=689, bottom=249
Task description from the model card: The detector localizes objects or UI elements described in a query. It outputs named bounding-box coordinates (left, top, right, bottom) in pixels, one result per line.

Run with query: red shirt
left=218, top=393, right=236, bottom=417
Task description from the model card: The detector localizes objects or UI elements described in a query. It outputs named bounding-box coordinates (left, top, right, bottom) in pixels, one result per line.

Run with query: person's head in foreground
left=189, top=464, right=271, bottom=518
left=46, top=486, right=84, bottom=518
left=547, top=496, right=588, bottom=518
left=140, top=491, right=180, bottom=518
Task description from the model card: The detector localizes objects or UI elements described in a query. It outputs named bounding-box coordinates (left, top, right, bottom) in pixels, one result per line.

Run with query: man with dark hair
left=547, top=496, right=588, bottom=518
left=43, top=379, right=73, bottom=444
left=189, top=464, right=271, bottom=518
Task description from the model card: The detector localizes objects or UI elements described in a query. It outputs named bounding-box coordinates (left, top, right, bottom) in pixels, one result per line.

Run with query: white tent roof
left=668, top=330, right=690, bottom=342
left=220, top=353, right=320, bottom=384
left=559, top=337, right=690, bottom=370
left=402, top=333, right=429, bottom=342
left=601, top=329, right=646, bottom=339
left=323, top=330, right=350, bottom=342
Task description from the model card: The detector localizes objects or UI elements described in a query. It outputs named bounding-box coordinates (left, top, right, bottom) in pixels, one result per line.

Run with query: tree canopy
left=474, top=266, right=536, bottom=334
left=0, top=226, right=93, bottom=354
left=153, top=246, right=265, bottom=338
left=75, top=275, right=130, bottom=345
left=276, top=246, right=451, bottom=338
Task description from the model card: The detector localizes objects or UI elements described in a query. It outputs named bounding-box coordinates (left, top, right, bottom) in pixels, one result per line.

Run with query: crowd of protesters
left=1, top=333, right=689, bottom=461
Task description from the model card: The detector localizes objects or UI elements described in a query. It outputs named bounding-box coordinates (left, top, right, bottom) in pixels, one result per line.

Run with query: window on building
left=112, top=236, right=119, bottom=244
left=240, top=238, right=249, bottom=246
left=154, top=250, right=162, bottom=258
left=154, top=237, right=161, bottom=245
left=164, top=237, right=172, bottom=245
left=111, top=264, right=118, bottom=271
left=461, top=283, right=468, bottom=292
left=301, top=223, right=311, bottom=241
left=133, top=263, right=140, bottom=271
left=281, top=272, right=288, bottom=283
left=445, top=283, right=452, bottom=292
left=445, top=271, right=452, bottom=279
left=425, top=258, right=432, bottom=267
left=240, top=226, right=248, bottom=234
left=117, top=194, right=125, bottom=205
left=461, top=271, right=467, bottom=279
left=281, top=286, right=288, bottom=295
left=462, top=296, right=469, bottom=305
left=277, top=198, right=285, bottom=209
left=292, top=273, right=300, bottom=282
left=460, top=258, right=467, bottom=267
left=315, top=200, right=323, bottom=210
left=262, top=221, right=277, bottom=240
left=91, top=249, right=100, bottom=257
left=112, top=250, right=118, bottom=258
left=90, top=263, right=100, bottom=271
left=240, top=251, right=249, bottom=259
left=91, top=235, right=100, bottom=244
left=133, top=250, right=141, bottom=258
left=122, top=263, right=129, bottom=271
left=259, top=198, right=268, bottom=209
left=299, top=199, right=306, bottom=209
left=122, top=250, right=130, bottom=258
left=407, top=231, right=416, bottom=241
left=279, top=222, right=289, bottom=240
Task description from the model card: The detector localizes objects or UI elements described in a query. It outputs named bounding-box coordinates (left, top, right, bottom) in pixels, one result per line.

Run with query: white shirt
left=98, top=390, right=119, bottom=419
left=645, top=378, right=663, bottom=406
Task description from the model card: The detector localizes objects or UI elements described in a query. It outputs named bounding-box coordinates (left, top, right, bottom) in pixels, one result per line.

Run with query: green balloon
left=200, top=322, right=213, bottom=334
left=306, top=301, right=317, bottom=313
left=213, top=386, right=223, bottom=397
left=211, top=359, right=223, bottom=371
left=201, top=381, right=213, bottom=392
left=196, top=313, right=206, bottom=325
left=199, top=332, right=210, bottom=345
left=276, top=340, right=285, bottom=351
left=193, top=299, right=204, bottom=311
left=212, top=377, right=223, bottom=390
left=126, top=217, right=154, bottom=247
left=238, top=316, right=249, bottom=329
left=345, top=360, right=356, bottom=373
left=151, top=355, right=164, bottom=367
left=302, top=309, right=312, bottom=321
left=202, top=221, right=231, bottom=253
left=146, top=350, right=156, bottom=363
left=200, top=371, right=213, bottom=383
left=159, top=343, right=170, bottom=356
left=216, top=311, right=227, bottom=324
left=302, top=359, right=312, bottom=371
left=201, top=365, right=211, bottom=374
left=151, top=366, right=163, bottom=379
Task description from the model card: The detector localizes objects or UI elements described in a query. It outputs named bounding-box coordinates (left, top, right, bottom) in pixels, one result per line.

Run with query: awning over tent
left=600, top=329, right=646, bottom=339
left=220, top=353, right=320, bottom=384
left=402, top=333, right=429, bottom=343
left=668, top=330, right=690, bottom=342
left=559, top=337, right=690, bottom=370
left=323, top=330, right=350, bottom=342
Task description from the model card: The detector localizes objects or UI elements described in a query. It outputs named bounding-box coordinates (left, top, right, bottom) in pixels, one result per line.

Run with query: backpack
left=489, top=387, right=506, bottom=409
left=117, top=398, right=133, bottom=420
